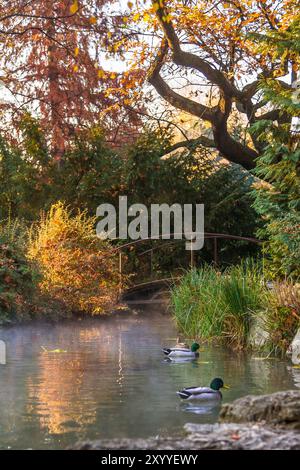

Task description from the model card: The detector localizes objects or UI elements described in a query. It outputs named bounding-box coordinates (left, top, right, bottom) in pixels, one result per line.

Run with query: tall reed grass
left=171, top=261, right=265, bottom=348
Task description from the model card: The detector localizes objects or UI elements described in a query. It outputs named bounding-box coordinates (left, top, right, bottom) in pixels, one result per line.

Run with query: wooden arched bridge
left=106, top=232, right=261, bottom=304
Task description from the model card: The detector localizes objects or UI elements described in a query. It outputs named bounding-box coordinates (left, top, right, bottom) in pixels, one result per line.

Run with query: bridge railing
left=112, top=233, right=261, bottom=296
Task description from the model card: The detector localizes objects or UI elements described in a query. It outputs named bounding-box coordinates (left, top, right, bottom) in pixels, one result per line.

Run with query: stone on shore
left=72, top=423, right=300, bottom=450
left=287, top=328, right=300, bottom=365
left=248, top=316, right=269, bottom=348
left=72, top=390, right=300, bottom=450
left=220, top=390, right=300, bottom=429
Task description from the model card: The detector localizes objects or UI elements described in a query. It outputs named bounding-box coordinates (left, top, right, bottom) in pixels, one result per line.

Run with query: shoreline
left=72, top=390, right=300, bottom=450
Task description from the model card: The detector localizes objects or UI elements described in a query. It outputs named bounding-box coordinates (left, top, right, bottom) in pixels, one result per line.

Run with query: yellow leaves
left=70, top=1, right=78, bottom=15
left=73, top=64, right=79, bottom=72
left=152, top=2, right=160, bottom=12
left=280, top=49, right=289, bottom=64
left=97, top=69, right=117, bottom=81
left=162, top=14, right=171, bottom=23
left=124, top=98, right=131, bottom=105
left=143, top=13, right=151, bottom=22
left=133, top=13, right=140, bottom=21
left=28, top=202, right=119, bottom=316
left=127, top=1, right=133, bottom=8
left=74, top=47, right=79, bottom=57
left=97, top=69, right=106, bottom=79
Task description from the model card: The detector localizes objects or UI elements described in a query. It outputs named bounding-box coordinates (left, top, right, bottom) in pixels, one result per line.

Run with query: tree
left=251, top=16, right=300, bottom=278
left=117, top=0, right=299, bottom=170
left=0, top=1, right=142, bottom=162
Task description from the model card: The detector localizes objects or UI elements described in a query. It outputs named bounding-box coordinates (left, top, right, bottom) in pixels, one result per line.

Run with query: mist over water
left=0, top=306, right=299, bottom=449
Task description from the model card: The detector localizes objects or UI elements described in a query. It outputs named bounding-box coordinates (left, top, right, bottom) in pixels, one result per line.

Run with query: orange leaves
left=0, top=0, right=144, bottom=153
left=97, top=69, right=117, bottom=82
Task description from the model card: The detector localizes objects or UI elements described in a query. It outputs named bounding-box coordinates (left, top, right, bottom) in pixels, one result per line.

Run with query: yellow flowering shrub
left=28, top=202, right=119, bottom=315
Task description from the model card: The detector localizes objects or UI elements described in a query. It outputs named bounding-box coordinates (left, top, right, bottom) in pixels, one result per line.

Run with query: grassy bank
left=171, top=262, right=300, bottom=352
left=0, top=203, right=120, bottom=325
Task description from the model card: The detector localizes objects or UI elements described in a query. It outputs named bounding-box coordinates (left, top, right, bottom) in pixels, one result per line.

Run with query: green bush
left=171, top=261, right=265, bottom=348
left=0, top=223, right=39, bottom=323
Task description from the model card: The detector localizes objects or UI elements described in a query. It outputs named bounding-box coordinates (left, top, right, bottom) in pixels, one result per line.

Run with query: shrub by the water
left=171, top=262, right=300, bottom=352
left=28, top=202, right=119, bottom=315
left=263, top=282, right=300, bottom=354
left=0, top=222, right=39, bottom=323
left=171, top=262, right=265, bottom=348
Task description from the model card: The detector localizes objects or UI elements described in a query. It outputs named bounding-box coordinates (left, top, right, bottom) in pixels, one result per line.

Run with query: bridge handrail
left=107, top=232, right=261, bottom=255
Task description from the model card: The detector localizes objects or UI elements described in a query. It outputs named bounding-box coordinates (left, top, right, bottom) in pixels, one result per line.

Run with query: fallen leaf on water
left=41, top=346, right=67, bottom=353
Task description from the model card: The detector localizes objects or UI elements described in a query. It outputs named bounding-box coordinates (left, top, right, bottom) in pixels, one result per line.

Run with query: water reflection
left=180, top=402, right=221, bottom=418
left=164, top=357, right=199, bottom=364
left=0, top=306, right=299, bottom=449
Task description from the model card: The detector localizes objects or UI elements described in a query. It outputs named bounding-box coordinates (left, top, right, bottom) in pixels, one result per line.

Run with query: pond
left=0, top=304, right=299, bottom=449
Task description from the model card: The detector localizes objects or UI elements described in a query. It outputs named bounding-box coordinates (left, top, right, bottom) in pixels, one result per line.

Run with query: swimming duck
left=162, top=342, right=200, bottom=358
left=177, top=378, right=225, bottom=401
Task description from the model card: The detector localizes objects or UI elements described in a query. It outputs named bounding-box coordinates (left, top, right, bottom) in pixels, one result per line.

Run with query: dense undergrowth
left=0, top=229, right=38, bottom=323
left=0, top=203, right=119, bottom=324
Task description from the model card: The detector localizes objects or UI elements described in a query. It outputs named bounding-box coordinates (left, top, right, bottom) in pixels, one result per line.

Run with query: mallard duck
left=177, top=377, right=225, bottom=401
left=162, top=342, right=200, bottom=358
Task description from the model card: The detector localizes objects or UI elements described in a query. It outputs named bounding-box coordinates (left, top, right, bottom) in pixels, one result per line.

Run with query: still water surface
left=0, top=306, right=299, bottom=449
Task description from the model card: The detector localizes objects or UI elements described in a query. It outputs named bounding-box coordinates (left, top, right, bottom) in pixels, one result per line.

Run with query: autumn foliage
left=0, top=0, right=142, bottom=159
left=118, top=0, right=299, bottom=169
left=28, top=202, right=119, bottom=315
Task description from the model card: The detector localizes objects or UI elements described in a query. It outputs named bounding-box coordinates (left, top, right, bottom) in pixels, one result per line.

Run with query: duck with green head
left=162, top=342, right=200, bottom=358
left=177, top=378, right=225, bottom=401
